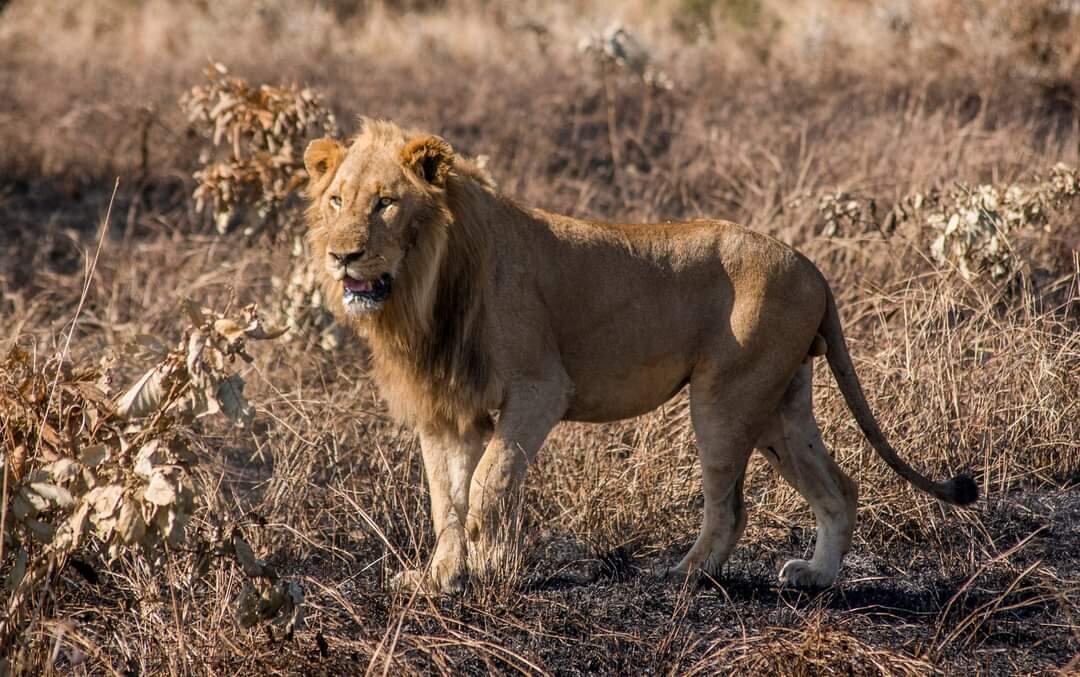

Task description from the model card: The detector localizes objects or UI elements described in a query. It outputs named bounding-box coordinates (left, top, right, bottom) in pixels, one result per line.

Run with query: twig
left=33, top=178, right=119, bottom=460
left=602, top=67, right=623, bottom=193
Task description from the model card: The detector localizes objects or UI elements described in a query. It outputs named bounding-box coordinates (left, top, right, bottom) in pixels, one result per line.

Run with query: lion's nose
left=328, top=249, right=365, bottom=266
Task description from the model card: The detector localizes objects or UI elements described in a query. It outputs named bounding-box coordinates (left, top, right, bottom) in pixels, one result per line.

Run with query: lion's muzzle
left=342, top=272, right=394, bottom=313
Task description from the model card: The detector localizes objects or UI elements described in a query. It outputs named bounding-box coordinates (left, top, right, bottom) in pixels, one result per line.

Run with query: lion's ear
left=400, top=135, right=454, bottom=188
left=304, top=138, right=345, bottom=194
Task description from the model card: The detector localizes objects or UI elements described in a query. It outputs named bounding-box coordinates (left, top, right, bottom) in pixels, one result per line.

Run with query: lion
left=303, top=119, right=977, bottom=594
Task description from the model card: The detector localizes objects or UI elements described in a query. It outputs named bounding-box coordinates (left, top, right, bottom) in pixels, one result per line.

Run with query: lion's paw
left=390, top=567, right=466, bottom=596
left=778, top=559, right=836, bottom=590
left=663, top=564, right=696, bottom=583
left=431, top=564, right=467, bottom=596
left=389, top=569, right=431, bottom=594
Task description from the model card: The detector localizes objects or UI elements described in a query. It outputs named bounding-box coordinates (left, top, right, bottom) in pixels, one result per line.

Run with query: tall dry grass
left=1, top=0, right=1079, bottom=674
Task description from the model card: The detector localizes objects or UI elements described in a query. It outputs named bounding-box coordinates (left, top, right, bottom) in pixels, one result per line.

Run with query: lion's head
left=304, top=119, right=455, bottom=321
left=303, top=119, right=500, bottom=430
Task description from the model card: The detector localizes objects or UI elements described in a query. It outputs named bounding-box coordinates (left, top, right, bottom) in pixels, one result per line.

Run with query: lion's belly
left=561, top=356, right=691, bottom=423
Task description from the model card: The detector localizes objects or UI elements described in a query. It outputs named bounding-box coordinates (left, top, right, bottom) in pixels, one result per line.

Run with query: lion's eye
left=329, top=195, right=342, bottom=211
left=377, top=196, right=395, bottom=209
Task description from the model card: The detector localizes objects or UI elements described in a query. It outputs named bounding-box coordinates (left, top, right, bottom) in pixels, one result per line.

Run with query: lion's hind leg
left=668, top=372, right=761, bottom=582
left=757, top=364, right=858, bottom=589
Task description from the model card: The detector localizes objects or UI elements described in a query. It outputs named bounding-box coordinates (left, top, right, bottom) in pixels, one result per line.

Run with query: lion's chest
left=369, top=343, right=496, bottom=431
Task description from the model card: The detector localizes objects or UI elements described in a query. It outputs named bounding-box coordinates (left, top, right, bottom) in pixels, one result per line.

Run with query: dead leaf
left=144, top=472, right=177, bottom=506
left=94, top=514, right=119, bottom=542
left=79, top=444, right=108, bottom=468
left=179, top=385, right=213, bottom=419
left=53, top=501, right=91, bottom=551
left=214, top=319, right=246, bottom=343
left=18, top=486, right=48, bottom=514
left=39, top=422, right=64, bottom=450
left=9, top=444, right=26, bottom=480
left=154, top=504, right=189, bottom=545
left=86, top=484, right=124, bottom=519
left=244, top=323, right=287, bottom=341
left=115, top=365, right=170, bottom=419
left=116, top=499, right=147, bottom=544
left=217, top=374, right=253, bottom=426
left=29, top=482, right=74, bottom=508
left=133, top=440, right=164, bottom=478
left=46, top=457, right=80, bottom=484
left=186, top=330, right=208, bottom=373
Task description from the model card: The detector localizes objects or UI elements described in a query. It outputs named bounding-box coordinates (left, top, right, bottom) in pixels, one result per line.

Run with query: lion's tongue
left=344, top=277, right=373, bottom=293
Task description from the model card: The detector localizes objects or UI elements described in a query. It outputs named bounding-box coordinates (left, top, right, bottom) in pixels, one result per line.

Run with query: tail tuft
left=821, top=284, right=980, bottom=507
left=943, top=474, right=979, bottom=506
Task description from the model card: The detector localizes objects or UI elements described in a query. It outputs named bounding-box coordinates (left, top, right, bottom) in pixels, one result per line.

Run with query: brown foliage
left=1, top=287, right=294, bottom=668
left=181, top=62, right=338, bottom=235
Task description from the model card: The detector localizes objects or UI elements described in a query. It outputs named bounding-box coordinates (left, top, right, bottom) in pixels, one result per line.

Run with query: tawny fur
left=303, top=118, right=976, bottom=594
left=306, top=120, right=499, bottom=433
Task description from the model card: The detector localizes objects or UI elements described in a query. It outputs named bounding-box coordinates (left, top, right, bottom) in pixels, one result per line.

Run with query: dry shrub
left=183, top=66, right=345, bottom=348
left=1, top=1, right=1078, bottom=674
left=922, top=165, right=1080, bottom=279
left=578, top=23, right=674, bottom=91
left=114, top=301, right=286, bottom=425
left=815, top=164, right=1080, bottom=280
left=181, top=62, right=338, bottom=235
left=0, top=297, right=294, bottom=670
left=816, top=190, right=874, bottom=238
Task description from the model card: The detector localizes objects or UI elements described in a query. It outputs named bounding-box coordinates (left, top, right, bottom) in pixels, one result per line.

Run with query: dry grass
left=2, top=0, right=1079, bottom=674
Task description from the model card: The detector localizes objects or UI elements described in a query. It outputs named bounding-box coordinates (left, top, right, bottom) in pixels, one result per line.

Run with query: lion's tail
left=819, top=285, right=978, bottom=506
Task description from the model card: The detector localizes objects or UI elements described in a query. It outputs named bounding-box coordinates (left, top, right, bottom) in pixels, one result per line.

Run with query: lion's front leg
left=464, top=437, right=529, bottom=580
left=394, top=419, right=489, bottom=594
left=466, top=382, right=567, bottom=581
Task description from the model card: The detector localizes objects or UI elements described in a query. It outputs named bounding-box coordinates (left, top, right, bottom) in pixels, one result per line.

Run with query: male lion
left=303, top=119, right=977, bottom=594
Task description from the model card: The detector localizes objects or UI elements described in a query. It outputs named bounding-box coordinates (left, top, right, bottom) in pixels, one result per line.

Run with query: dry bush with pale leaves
left=578, top=23, right=674, bottom=91
left=923, top=164, right=1080, bottom=279
left=0, top=302, right=300, bottom=666
left=181, top=62, right=338, bottom=235
left=183, top=66, right=345, bottom=349
left=815, top=164, right=1080, bottom=280
left=1, top=1, right=1078, bottom=674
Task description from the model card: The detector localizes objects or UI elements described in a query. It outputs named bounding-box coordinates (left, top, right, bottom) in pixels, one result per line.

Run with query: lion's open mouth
left=343, top=273, right=393, bottom=311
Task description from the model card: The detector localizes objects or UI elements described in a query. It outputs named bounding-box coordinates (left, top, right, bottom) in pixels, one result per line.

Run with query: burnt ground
left=232, top=487, right=1079, bottom=675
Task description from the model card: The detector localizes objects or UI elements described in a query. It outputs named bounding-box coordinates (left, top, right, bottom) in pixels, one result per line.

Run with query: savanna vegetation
left=1, top=1, right=1078, bottom=674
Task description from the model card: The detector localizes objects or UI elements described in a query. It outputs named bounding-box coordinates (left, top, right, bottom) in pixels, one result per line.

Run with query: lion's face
left=304, top=123, right=454, bottom=317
